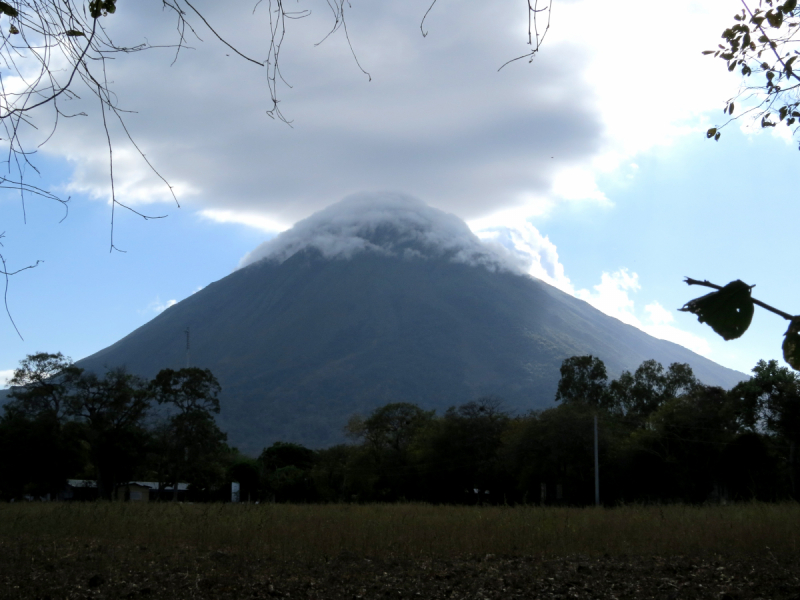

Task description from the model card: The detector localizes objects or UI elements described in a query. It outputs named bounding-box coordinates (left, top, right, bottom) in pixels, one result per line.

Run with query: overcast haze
left=1, top=0, right=798, bottom=385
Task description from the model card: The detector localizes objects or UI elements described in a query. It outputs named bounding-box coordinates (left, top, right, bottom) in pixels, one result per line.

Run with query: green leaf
left=679, top=280, right=755, bottom=340
left=784, top=0, right=797, bottom=12
left=767, top=9, right=783, bottom=27
left=782, top=317, right=800, bottom=370
left=702, top=50, right=716, bottom=55
left=88, top=0, right=116, bottom=19
left=65, top=29, right=85, bottom=37
left=715, top=132, right=721, bottom=140
left=0, top=2, right=18, bottom=17
left=728, top=102, right=735, bottom=115
left=706, top=127, right=718, bottom=138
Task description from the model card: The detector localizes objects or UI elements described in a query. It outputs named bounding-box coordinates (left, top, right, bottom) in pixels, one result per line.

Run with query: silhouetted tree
left=415, top=398, right=510, bottom=504
left=0, top=405, right=85, bottom=500
left=227, top=454, right=261, bottom=503
left=311, top=444, right=358, bottom=502
left=506, top=402, right=613, bottom=505
left=66, top=367, right=152, bottom=499
left=555, top=355, right=610, bottom=409
left=345, top=402, right=434, bottom=501
left=6, top=352, right=80, bottom=421
left=626, top=385, right=740, bottom=503
left=150, top=368, right=228, bottom=500
left=608, top=360, right=699, bottom=426
left=259, top=441, right=317, bottom=502
left=731, top=359, right=800, bottom=498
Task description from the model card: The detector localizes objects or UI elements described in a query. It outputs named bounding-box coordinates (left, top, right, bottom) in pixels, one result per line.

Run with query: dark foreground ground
left=1, top=541, right=799, bottom=600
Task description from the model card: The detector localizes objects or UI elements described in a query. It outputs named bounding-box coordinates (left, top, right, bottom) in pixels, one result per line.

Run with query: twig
left=0, top=233, right=42, bottom=341
left=183, top=0, right=265, bottom=66
left=420, top=0, right=438, bottom=38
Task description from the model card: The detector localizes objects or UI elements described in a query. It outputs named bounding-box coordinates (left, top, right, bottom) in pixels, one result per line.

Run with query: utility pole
left=594, top=413, right=600, bottom=506
left=185, top=327, right=191, bottom=368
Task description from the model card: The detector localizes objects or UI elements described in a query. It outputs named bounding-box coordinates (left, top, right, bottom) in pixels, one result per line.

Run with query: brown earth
left=1, top=540, right=799, bottom=600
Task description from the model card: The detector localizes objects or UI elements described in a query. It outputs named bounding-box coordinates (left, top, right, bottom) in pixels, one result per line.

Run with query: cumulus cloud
left=38, top=0, right=605, bottom=225
left=239, top=192, right=521, bottom=273
left=575, top=270, right=711, bottom=357
left=472, top=221, right=574, bottom=294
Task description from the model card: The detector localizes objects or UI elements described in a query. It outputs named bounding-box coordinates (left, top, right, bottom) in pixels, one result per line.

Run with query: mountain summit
left=79, top=193, right=745, bottom=452
left=239, top=192, right=520, bottom=273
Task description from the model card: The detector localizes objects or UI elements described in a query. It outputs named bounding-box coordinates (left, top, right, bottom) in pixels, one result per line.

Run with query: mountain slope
left=79, top=245, right=745, bottom=453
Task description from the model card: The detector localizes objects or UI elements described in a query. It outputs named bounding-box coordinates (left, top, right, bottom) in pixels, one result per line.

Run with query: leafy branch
left=704, top=0, right=800, bottom=145
left=680, top=278, right=800, bottom=370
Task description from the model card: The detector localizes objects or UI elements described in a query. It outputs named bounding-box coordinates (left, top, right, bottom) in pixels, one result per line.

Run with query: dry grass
left=1, top=501, right=798, bottom=560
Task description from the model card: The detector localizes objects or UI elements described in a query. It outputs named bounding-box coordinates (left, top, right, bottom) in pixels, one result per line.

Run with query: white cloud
left=18, top=0, right=750, bottom=243
left=576, top=270, right=640, bottom=326
left=146, top=297, right=177, bottom=314
left=34, top=0, right=608, bottom=226
left=239, top=192, right=521, bottom=273
left=644, top=301, right=674, bottom=326
left=575, top=270, right=711, bottom=357
left=471, top=219, right=574, bottom=295
left=0, top=369, right=14, bottom=389
left=538, top=0, right=743, bottom=205
left=200, top=209, right=289, bottom=234
left=551, top=167, right=611, bottom=205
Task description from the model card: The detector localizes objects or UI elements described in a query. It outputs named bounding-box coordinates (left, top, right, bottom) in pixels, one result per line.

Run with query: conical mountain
left=78, top=193, right=745, bottom=452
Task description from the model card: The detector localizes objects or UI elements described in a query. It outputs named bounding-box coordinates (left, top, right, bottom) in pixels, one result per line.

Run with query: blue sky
left=1, top=0, right=798, bottom=383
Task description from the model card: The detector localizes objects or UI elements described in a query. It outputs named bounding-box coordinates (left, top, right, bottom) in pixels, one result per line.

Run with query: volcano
left=77, top=193, right=744, bottom=452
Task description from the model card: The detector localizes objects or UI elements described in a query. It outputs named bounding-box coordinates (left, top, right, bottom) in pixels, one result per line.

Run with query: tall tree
left=66, top=367, right=152, bottom=499
left=415, top=397, right=510, bottom=504
left=345, top=402, right=434, bottom=501
left=0, top=404, right=85, bottom=500
left=730, top=359, right=800, bottom=497
left=6, top=352, right=81, bottom=420
left=150, top=367, right=227, bottom=499
left=259, top=442, right=317, bottom=502
left=628, top=385, right=740, bottom=503
left=555, top=355, right=610, bottom=409
left=607, top=360, right=699, bottom=426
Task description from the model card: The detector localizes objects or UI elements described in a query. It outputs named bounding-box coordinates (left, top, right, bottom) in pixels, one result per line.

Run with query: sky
left=1, top=0, right=798, bottom=385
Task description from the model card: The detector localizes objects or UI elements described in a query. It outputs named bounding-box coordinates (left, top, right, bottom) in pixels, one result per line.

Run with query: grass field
left=2, top=503, right=799, bottom=599
left=2, top=501, right=799, bottom=560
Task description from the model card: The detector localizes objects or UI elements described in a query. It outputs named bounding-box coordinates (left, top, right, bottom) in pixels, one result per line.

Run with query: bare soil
left=1, top=540, right=799, bottom=600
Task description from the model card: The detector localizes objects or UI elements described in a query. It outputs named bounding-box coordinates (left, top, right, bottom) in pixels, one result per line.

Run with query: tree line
left=255, top=356, right=800, bottom=505
left=2, top=352, right=799, bottom=504
left=0, top=353, right=231, bottom=501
